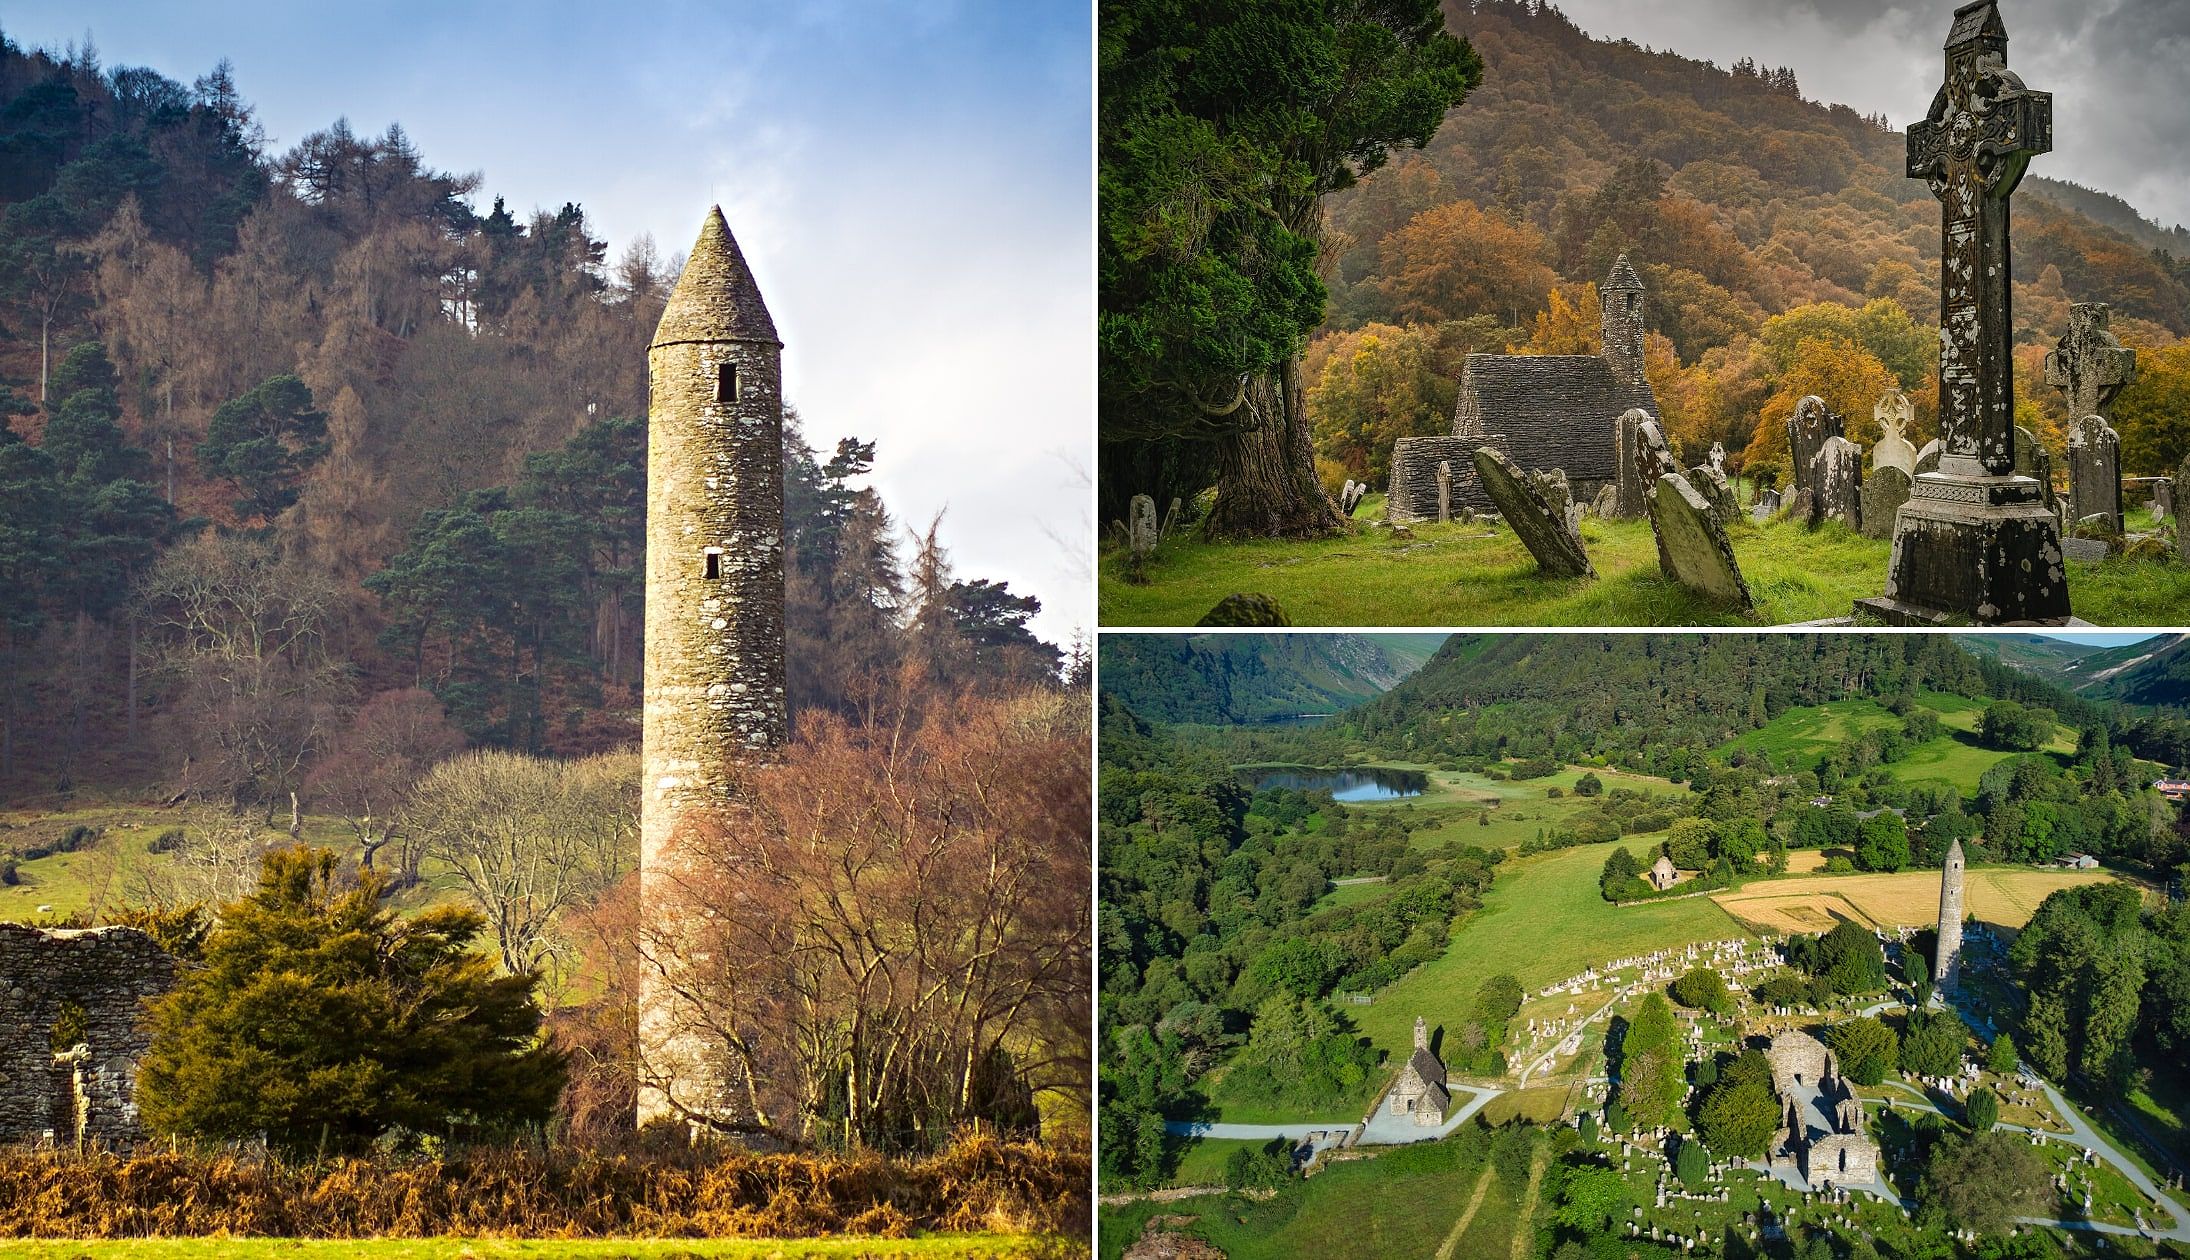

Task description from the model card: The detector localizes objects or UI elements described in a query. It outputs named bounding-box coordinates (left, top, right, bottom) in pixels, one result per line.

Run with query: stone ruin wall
left=0, top=924, right=176, bottom=1145
left=1386, top=435, right=1500, bottom=521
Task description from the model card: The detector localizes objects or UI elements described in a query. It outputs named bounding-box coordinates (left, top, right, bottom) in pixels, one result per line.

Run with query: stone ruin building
left=0, top=924, right=176, bottom=1147
left=637, top=207, right=791, bottom=1132
left=1647, top=854, right=1679, bottom=891
left=1764, top=1029, right=1881, bottom=1191
left=1386, top=255, right=1658, bottom=521
left=1387, top=1016, right=1449, bottom=1127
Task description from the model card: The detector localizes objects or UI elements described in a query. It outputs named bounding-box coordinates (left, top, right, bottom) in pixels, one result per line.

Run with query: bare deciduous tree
left=409, top=749, right=637, bottom=992
left=302, top=686, right=465, bottom=877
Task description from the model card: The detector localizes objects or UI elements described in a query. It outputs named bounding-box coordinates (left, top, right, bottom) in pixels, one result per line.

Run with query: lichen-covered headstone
left=1785, top=396, right=1843, bottom=496
left=1593, top=482, right=1618, bottom=518
left=2012, top=424, right=2056, bottom=509
left=1436, top=460, right=1452, bottom=524
left=1196, top=593, right=1290, bottom=626
left=1160, top=497, right=1183, bottom=538
left=1861, top=466, right=1912, bottom=540
left=1759, top=487, right=1783, bottom=516
left=1708, top=441, right=1728, bottom=476
left=1648, top=472, right=1755, bottom=611
left=1872, top=391, right=1917, bottom=476
left=1808, top=436, right=1863, bottom=529
left=1612, top=408, right=1655, bottom=518
left=1631, top=416, right=1684, bottom=573
left=2045, top=302, right=2137, bottom=424
left=2154, top=477, right=2173, bottom=522
left=1474, top=446, right=1594, bottom=578
left=2067, top=414, right=2123, bottom=535
left=1688, top=463, right=1737, bottom=529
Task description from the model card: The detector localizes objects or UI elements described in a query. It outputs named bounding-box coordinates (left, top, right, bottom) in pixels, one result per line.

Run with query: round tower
left=1933, top=837, right=1966, bottom=992
left=1598, top=253, right=1646, bottom=389
left=638, top=206, right=788, bottom=1130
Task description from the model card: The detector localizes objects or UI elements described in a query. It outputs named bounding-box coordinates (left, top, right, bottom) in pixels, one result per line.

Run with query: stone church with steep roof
left=1386, top=255, right=1660, bottom=521
left=1387, top=1016, right=1449, bottom=1127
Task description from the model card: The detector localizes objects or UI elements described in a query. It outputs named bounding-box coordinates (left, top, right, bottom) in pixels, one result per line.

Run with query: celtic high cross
left=1906, top=0, right=2050, bottom=480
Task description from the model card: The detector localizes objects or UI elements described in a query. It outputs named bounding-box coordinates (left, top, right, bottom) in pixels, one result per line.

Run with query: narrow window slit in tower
left=704, top=548, right=722, bottom=580
left=714, top=362, right=738, bottom=404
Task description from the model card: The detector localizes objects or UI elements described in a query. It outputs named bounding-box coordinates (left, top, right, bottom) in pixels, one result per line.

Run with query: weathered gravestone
left=1612, top=408, right=1655, bottom=518
left=1474, top=447, right=1594, bottom=578
left=2067, top=414, right=2123, bottom=535
left=2155, top=477, right=2173, bottom=522
left=1872, top=390, right=1918, bottom=476
left=1689, top=463, right=1738, bottom=529
left=1809, top=436, right=1863, bottom=529
left=1631, top=416, right=1686, bottom=575
left=1862, top=0, right=2069, bottom=625
left=1160, top=497, right=1183, bottom=538
left=1126, top=494, right=1158, bottom=583
left=1709, top=442, right=1728, bottom=476
left=1648, top=472, right=1756, bottom=612
left=1436, top=461, right=1453, bottom=524
left=1861, top=466, right=1912, bottom=540
left=1913, top=439, right=1941, bottom=477
left=1756, top=487, right=1784, bottom=520
left=1786, top=396, right=1843, bottom=496
left=2179, top=454, right=2190, bottom=559
left=2013, top=424, right=2057, bottom=509
left=2045, top=301, right=2137, bottom=425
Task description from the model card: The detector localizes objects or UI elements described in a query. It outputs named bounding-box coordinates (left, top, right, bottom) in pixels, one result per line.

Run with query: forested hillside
left=1306, top=0, right=2190, bottom=492
left=1338, top=634, right=2190, bottom=773
left=1097, top=633, right=1441, bottom=724
left=0, top=34, right=1065, bottom=802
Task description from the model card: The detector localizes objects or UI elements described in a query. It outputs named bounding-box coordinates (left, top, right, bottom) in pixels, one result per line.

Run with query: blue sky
left=8, top=1, right=1094, bottom=643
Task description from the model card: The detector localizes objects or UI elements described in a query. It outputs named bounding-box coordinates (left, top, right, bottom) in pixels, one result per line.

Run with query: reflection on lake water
left=1243, top=767, right=1427, bottom=802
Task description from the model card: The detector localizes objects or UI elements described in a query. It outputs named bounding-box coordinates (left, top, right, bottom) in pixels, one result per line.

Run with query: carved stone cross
left=2044, top=302, right=2136, bottom=422
left=1906, top=0, right=2051, bottom=477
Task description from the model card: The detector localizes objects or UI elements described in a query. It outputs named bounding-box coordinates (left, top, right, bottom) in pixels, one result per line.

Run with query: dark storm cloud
left=1552, top=0, right=2190, bottom=230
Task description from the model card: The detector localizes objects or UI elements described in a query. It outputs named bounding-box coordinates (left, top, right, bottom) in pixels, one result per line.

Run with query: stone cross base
left=1857, top=473, right=2069, bottom=625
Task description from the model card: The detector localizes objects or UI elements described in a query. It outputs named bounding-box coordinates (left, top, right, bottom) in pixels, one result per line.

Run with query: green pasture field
left=1717, top=692, right=2078, bottom=793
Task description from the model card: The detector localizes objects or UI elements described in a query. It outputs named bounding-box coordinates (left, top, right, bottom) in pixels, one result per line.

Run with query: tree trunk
left=1202, top=357, right=1345, bottom=540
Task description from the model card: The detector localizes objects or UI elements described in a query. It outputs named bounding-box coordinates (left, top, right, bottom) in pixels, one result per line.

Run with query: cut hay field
left=0, top=1238, right=1068, bottom=1259
left=1098, top=499, right=2190, bottom=628
left=1348, top=836, right=1741, bottom=1071
left=1711, top=866, right=2120, bottom=935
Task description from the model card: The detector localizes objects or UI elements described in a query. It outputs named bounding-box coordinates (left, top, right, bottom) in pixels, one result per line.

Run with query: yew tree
left=1100, top=0, right=1480, bottom=536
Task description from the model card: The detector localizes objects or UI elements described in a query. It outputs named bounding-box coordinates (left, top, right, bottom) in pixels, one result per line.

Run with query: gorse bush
left=0, top=1131, right=1087, bottom=1239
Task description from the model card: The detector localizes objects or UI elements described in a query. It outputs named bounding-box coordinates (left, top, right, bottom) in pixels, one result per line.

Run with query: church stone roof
left=652, top=205, right=780, bottom=349
left=1407, top=1045, right=1446, bottom=1090
left=1454, top=354, right=1654, bottom=484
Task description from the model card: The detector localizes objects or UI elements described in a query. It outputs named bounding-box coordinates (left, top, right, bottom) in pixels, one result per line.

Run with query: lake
left=1242, top=766, right=1428, bottom=802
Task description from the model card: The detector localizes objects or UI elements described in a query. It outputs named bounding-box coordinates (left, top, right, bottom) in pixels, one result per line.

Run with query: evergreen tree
left=136, top=846, right=564, bottom=1154
left=197, top=373, right=328, bottom=520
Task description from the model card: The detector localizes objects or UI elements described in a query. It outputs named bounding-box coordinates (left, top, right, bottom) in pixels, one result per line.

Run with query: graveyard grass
left=0, top=1238, right=1068, bottom=1260
left=1099, top=496, right=2190, bottom=627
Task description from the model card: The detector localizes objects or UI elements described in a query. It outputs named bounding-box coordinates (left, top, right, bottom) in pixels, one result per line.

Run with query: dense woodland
left=0, top=32, right=1071, bottom=804
left=1306, top=0, right=2190, bottom=495
left=1094, top=633, right=1436, bottom=725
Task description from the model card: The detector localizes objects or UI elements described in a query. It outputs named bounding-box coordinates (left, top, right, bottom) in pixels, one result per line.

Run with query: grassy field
left=1718, top=692, right=2074, bottom=793
left=1099, top=501, right=2190, bottom=627
left=1711, top=866, right=2119, bottom=934
left=0, top=1239, right=1069, bottom=1260
left=1378, top=765, right=1684, bottom=853
left=1166, top=1137, right=1262, bottom=1189
left=1349, top=836, right=1741, bottom=1068
left=1099, top=1142, right=1525, bottom=1260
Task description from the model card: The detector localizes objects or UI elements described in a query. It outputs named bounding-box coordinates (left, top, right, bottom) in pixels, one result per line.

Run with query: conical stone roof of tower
left=1945, top=836, right=1964, bottom=862
left=1603, top=253, right=1643, bottom=292
left=652, top=205, right=780, bottom=348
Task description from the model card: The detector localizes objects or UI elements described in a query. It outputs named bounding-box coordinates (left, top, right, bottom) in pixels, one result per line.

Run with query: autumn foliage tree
left=637, top=688, right=1090, bottom=1152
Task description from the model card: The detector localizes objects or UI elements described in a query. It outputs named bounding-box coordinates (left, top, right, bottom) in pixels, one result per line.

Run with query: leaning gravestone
left=1474, top=447, right=1594, bottom=578
left=1631, top=417, right=1685, bottom=574
left=1786, top=396, right=1843, bottom=496
left=2155, top=477, right=2174, bottom=522
left=1872, top=390, right=1918, bottom=476
left=1649, top=471, right=1756, bottom=612
left=1861, top=466, right=1912, bottom=540
left=1809, top=436, right=1863, bottom=529
left=1436, top=461, right=1453, bottom=524
left=1913, top=439, right=1941, bottom=477
left=1160, top=497, right=1183, bottom=539
left=2067, top=414, right=2123, bottom=535
left=1196, top=593, right=1289, bottom=626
